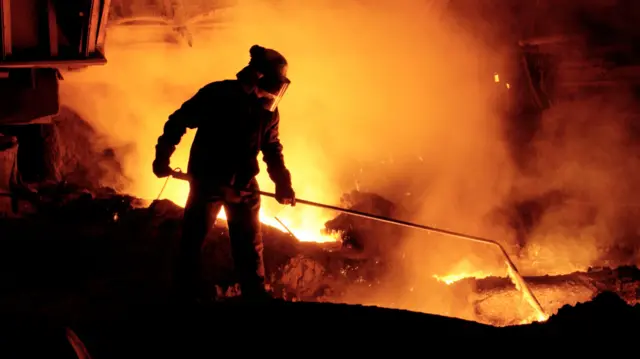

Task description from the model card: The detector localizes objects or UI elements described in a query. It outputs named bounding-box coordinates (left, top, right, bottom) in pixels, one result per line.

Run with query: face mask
left=257, top=75, right=291, bottom=112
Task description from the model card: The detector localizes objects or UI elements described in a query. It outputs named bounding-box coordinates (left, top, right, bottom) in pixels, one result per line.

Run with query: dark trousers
left=174, top=178, right=266, bottom=299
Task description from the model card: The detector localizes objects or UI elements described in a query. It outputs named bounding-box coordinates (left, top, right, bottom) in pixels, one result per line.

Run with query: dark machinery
left=0, top=0, right=110, bottom=126
left=0, top=0, right=237, bottom=214
left=0, top=0, right=111, bottom=213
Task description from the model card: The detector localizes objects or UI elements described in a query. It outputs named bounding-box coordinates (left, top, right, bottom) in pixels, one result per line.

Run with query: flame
left=58, top=1, right=508, bottom=246
left=432, top=259, right=494, bottom=284
left=158, top=175, right=340, bottom=243
left=57, top=0, right=543, bottom=324
left=433, top=271, right=492, bottom=284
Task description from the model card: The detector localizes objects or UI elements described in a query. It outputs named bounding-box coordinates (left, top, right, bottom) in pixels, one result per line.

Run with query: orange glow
left=58, top=1, right=495, bottom=245
left=434, top=259, right=549, bottom=323
left=50, top=0, right=638, bottom=328
left=433, top=258, right=493, bottom=284
left=57, top=0, right=571, bottom=323
left=160, top=176, right=340, bottom=243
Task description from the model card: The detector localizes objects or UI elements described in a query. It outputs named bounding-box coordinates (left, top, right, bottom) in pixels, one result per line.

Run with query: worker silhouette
left=153, top=45, right=296, bottom=303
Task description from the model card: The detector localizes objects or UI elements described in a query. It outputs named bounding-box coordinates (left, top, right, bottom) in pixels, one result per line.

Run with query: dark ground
left=1, top=189, right=639, bottom=357
left=0, top=292, right=638, bottom=357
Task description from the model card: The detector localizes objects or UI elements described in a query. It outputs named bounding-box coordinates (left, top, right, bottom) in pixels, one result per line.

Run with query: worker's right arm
left=153, top=84, right=214, bottom=177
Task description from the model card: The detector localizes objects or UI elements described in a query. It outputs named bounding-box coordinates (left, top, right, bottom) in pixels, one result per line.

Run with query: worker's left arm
left=261, top=109, right=293, bottom=191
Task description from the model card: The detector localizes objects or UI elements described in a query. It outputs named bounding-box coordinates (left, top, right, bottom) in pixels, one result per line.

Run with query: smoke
left=493, top=1, right=640, bottom=277
left=56, top=0, right=512, bottom=315
left=511, top=91, right=640, bottom=275
left=55, top=0, right=640, bottom=318
left=53, top=106, right=132, bottom=190
left=59, top=1, right=508, bottom=225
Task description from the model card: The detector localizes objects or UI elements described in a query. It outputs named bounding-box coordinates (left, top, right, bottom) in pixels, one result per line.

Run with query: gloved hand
left=153, top=141, right=176, bottom=178
left=275, top=185, right=296, bottom=206
left=152, top=158, right=172, bottom=178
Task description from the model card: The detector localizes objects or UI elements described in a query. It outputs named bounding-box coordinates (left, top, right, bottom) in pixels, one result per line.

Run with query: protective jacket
left=155, top=79, right=292, bottom=189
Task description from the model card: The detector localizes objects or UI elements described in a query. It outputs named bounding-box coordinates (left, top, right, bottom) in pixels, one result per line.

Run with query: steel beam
left=1, top=0, right=12, bottom=58
left=85, top=0, right=100, bottom=56
left=96, top=0, right=110, bottom=53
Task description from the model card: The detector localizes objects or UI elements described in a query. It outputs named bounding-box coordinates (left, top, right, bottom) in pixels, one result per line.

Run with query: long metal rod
left=259, top=190, right=546, bottom=319
left=274, top=216, right=298, bottom=240
left=169, top=170, right=547, bottom=319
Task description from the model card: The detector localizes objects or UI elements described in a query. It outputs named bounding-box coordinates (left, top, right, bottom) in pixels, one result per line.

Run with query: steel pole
left=168, top=170, right=547, bottom=320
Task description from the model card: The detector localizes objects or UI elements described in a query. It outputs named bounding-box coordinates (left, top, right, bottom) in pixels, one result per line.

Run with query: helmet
left=238, top=45, right=291, bottom=112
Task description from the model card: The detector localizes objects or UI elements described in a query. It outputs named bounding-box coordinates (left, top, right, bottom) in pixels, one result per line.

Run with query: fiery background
left=55, top=0, right=640, bottom=319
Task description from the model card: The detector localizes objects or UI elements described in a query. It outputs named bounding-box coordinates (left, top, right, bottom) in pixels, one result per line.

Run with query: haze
left=56, top=0, right=640, bottom=317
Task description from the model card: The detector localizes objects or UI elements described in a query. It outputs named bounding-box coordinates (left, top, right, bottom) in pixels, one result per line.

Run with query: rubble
left=448, top=266, right=640, bottom=326
left=543, top=291, right=640, bottom=333
left=324, top=190, right=406, bottom=257
left=0, top=184, right=385, bottom=315
left=3, top=183, right=640, bottom=331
